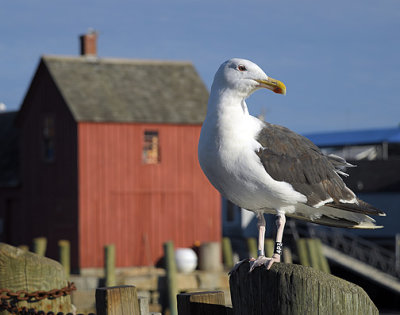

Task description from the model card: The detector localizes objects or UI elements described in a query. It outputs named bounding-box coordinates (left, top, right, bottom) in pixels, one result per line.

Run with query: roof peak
left=41, top=54, right=192, bottom=66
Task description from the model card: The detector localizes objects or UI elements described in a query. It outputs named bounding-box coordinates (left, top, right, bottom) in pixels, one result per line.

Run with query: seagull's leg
left=229, top=211, right=265, bottom=274
left=257, top=211, right=266, bottom=257
left=265, top=212, right=286, bottom=270
left=250, top=212, right=286, bottom=271
left=249, top=211, right=268, bottom=271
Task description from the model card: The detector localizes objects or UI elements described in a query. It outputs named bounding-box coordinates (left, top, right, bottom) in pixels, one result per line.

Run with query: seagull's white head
left=212, top=58, right=286, bottom=99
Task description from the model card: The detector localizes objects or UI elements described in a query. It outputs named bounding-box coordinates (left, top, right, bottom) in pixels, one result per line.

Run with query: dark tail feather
left=326, top=198, right=386, bottom=217
left=286, top=212, right=383, bottom=229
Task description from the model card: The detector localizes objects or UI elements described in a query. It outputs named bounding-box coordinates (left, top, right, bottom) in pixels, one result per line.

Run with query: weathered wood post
left=33, top=237, right=47, bottom=256
left=306, top=238, right=320, bottom=269
left=222, top=237, right=234, bottom=269
left=229, top=261, right=378, bottom=315
left=163, top=240, right=178, bottom=315
left=264, top=239, right=274, bottom=257
left=297, top=238, right=330, bottom=273
left=246, top=238, right=257, bottom=258
left=58, top=239, right=70, bottom=279
left=105, top=244, right=116, bottom=287
left=138, top=295, right=150, bottom=315
left=314, top=238, right=330, bottom=273
left=282, top=247, right=293, bottom=264
left=198, top=242, right=222, bottom=271
left=96, top=285, right=140, bottom=315
left=177, top=291, right=230, bottom=315
left=0, top=243, right=74, bottom=314
left=296, top=238, right=310, bottom=266
left=17, top=245, right=29, bottom=251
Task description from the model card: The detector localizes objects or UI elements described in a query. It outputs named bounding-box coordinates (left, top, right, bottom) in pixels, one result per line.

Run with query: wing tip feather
left=351, top=224, right=384, bottom=229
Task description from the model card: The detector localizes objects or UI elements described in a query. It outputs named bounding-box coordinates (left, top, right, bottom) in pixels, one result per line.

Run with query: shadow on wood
left=229, top=261, right=378, bottom=315
left=96, top=285, right=140, bottom=315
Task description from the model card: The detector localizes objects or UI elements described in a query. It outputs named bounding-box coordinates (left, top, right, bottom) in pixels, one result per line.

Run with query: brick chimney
left=80, top=30, right=97, bottom=57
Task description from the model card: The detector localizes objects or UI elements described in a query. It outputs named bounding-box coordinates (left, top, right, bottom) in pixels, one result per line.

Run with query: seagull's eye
left=238, top=65, right=247, bottom=72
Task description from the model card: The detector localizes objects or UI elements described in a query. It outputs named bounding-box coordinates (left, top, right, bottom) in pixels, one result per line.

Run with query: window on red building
left=142, top=130, right=160, bottom=164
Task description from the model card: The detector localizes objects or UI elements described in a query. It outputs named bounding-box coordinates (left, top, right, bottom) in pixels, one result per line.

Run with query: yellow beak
left=255, top=77, right=286, bottom=95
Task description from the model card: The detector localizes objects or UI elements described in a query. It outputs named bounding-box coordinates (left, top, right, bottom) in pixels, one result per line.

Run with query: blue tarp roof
left=304, top=127, right=400, bottom=147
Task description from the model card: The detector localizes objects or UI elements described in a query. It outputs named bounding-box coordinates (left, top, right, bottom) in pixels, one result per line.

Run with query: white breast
left=198, top=100, right=306, bottom=212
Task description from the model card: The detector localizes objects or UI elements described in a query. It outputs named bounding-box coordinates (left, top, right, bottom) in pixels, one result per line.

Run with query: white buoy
left=175, top=248, right=197, bottom=273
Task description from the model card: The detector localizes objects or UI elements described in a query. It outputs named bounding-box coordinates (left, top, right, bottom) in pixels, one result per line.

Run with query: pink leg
left=257, top=211, right=266, bottom=257
left=250, top=212, right=286, bottom=271
left=266, top=212, right=286, bottom=270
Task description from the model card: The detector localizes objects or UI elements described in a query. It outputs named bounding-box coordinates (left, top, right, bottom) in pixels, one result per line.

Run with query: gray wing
left=256, top=123, right=384, bottom=216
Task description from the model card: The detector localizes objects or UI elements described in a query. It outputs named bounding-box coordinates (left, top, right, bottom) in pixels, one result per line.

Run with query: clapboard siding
left=78, top=122, right=221, bottom=267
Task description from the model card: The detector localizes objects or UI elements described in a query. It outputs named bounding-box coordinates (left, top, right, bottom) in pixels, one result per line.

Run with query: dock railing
left=289, top=220, right=400, bottom=278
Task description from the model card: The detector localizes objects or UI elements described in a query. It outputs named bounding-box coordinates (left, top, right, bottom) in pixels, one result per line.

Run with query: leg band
left=274, top=242, right=283, bottom=255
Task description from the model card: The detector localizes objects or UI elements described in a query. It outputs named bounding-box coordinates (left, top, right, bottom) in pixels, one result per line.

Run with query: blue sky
left=1, top=0, right=399, bottom=133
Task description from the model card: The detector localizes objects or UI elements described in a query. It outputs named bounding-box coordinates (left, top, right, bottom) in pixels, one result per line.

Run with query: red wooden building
left=0, top=33, right=221, bottom=270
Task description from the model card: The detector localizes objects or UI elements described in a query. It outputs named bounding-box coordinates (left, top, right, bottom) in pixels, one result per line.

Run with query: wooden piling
left=306, top=238, right=320, bottom=269
left=314, top=238, right=330, bottom=273
left=58, top=239, right=70, bottom=279
left=199, top=242, right=223, bottom=271
left=229, top=261, right=378, bottom=315
left=246, top=238, right=257, bottom=258
left=282, top=247, right=293, bottom=264
left=264, top=239, right=274, bottom=257
left=296, top=238, right=310, bottom=266
left=33, top=237, right=47, bottom=256
left=0, top=243, right=74, bottom=313
left=18, top=245, right=29, bottom=251
left=105, top=244, right=116, bottom=287
left=222, top=237, right=234, bottom=269
left=163, top=240, right=178, bottom=315
left=96, top=285, right=140, bottom=315
left=177, top=291, right=230, bottom=315
left=138, top=295, right=150, bottom=315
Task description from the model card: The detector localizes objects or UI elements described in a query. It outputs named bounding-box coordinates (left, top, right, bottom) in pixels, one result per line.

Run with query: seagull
left=198, top=58, right=386, bottom=271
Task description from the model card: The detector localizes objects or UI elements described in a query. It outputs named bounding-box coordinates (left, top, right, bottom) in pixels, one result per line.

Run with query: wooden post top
left=229, top=261, right=378, bottom=315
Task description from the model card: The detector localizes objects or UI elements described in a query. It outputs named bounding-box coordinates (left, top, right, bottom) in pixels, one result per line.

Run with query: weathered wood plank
left=0, top=243, right=73, bottom=314
left=95, top=285, right=140, bottom=315
left=229, top=261, right=378, bottom=315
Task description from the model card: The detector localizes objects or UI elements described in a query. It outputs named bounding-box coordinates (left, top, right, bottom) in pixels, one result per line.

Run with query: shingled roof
left=41, top=56, right=209, bottom=124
